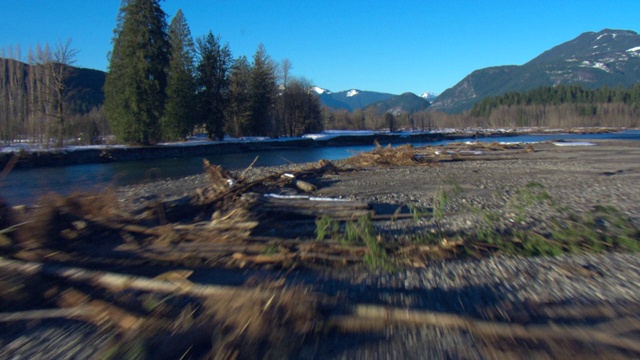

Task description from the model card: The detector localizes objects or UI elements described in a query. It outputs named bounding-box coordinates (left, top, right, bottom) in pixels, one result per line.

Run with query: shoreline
left=115, top=138, right=640, bottom=262
left=0, top=127, right=619, bottom=169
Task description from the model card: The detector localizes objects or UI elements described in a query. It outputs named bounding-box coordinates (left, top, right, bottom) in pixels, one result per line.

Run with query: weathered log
left=328, top=305, right=640, bottom=354
left=0, top=307, right=94, bottom=323
left=231, top=252, right=294, bottom=265
left=143, top=242, right=279, bottom=255
left=258, top=197, right=372, bottom=219
left=57, top=289, right=145, bottom=331
left=0, top=257, right=248, bottom=298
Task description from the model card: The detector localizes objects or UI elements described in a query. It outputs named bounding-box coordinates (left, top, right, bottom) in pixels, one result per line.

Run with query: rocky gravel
left=114, top=140, right=640, bottom=358
left=3, top=140, right=639, bottom=358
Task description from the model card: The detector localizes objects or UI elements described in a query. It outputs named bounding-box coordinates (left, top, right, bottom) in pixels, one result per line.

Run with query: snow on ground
left=553, top=142, right=596, bottom=147
left=264, top=193, right=348, bottom=202
left=302, top=130, right=377, bottom=140
left=0, top=142, right=129, bottom=154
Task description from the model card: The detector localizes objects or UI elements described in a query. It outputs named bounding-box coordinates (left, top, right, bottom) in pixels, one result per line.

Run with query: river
left=2, top=130, right=639, bottom=206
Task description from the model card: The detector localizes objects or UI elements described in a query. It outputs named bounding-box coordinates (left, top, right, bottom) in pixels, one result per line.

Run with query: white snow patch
left=580, top=61, right=611, bottom=73
left=302, top=130, right=377, bottom=140
left=312, top=86, right=330, bottom=94
left=264, top=194, right=348, bottom=202
left=553, top=142, right=596, bottom=147
left=499, top=141, right=540, bottom=145
left=346, top=89, right=359, bottom=97
left=0, top=142, right=129, bottom=154
left=627, top=46, right=640, bottom=52
left=457, top=150, right=485, bottom=155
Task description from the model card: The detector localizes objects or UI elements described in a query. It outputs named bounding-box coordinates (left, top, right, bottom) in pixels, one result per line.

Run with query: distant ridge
left=312, top=87, right=395, bottom=111
left=431, top=29, right=640, bottom=113
left=365, top=92, right=430, bottom=115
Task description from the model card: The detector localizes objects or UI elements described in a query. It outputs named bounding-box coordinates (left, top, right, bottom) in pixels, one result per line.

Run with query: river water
left=2, top=130, right=639, bottom=206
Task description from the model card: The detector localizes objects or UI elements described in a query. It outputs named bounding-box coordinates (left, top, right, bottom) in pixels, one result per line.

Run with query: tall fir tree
left=162, top=9, right=196, bottom=141
left=104, top=0, right=170, bottom=144
left=195, top=32, right=232, bottom=140
left=248, top=44, right=277, bottom=136
left=226, top=55, right=252, bottom=137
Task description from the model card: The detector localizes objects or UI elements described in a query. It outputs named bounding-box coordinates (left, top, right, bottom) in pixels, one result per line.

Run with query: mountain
left=312, top=87, right=395, bottom=111
left=365, top=92, right=431, bottom=115
left=65, top=66, right=106, bottom=112
left=431, top=29, right=640, bottom=113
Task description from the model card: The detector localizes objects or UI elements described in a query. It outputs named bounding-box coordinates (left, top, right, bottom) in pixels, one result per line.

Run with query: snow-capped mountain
left=312, top=88, right=395, bottom=111
left=420, top=91, right=438, bottom=100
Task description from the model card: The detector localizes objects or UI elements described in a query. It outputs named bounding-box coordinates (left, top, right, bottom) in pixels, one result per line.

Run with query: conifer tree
left=104, top=0, right=169, bottom=144
left=227, top=55, right=252, bottom=137
left=162, top=9, right=196, bottom=141
left=195, top=32, right=232, bottom=140
left=248, top=44, right=277, bottom=136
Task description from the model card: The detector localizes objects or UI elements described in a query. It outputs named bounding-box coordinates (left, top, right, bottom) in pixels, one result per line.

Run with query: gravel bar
left=3, top=140, right=639, bottom=358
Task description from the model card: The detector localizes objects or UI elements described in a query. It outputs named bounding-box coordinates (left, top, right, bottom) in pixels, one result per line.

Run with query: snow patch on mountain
left=580, top=60, right=612, bottom=73
left=420, top=91, right=438, bottom=100
left=346, top=89, right=359, bottom=97
left=312, top=86, right=330, bottom=94
left=627, top=46, right=640, bottom=52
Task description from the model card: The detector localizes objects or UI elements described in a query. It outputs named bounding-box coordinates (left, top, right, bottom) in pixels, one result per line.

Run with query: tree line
left=469, top=84, right=640, bottom=118
left=105, top=0, right=323, bottom=145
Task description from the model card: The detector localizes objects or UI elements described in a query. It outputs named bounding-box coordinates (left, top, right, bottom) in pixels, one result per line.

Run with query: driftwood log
left=329, top=305, right=640, bottom=354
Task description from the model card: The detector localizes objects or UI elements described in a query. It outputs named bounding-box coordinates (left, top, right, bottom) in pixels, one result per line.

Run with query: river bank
left=0, top=127, right=620, bottom=169
left=0, top=132, right=454, bottom=169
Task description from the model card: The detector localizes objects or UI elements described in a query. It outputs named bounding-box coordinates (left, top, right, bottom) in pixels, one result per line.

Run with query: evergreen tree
left=226, top=55, right=252, bottom=137
left=248, top=44, right=277, bottom=136
left=195, top=32, right=232, bottom=140
left=162, top=9, right=196, bottom=141
left=104, top=0, right=170, bottom=144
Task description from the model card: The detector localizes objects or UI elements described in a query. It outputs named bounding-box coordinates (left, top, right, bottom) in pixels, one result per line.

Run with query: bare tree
left=27, top=40, right=78, bottom=147
left=279, top=58, right=293, bottom=135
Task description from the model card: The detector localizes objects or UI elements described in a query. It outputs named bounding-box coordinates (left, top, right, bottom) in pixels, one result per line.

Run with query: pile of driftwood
left=345, top=140, right=535, bottom=167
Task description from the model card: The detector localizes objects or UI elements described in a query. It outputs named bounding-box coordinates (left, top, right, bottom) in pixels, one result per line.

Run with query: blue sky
left=1, top=0, right=638, bottom=95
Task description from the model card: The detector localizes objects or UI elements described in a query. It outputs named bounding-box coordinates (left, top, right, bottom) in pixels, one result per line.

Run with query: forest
left=464, top=83, right=640, bottom=129
left=0, top=1, right=323, bottom=147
